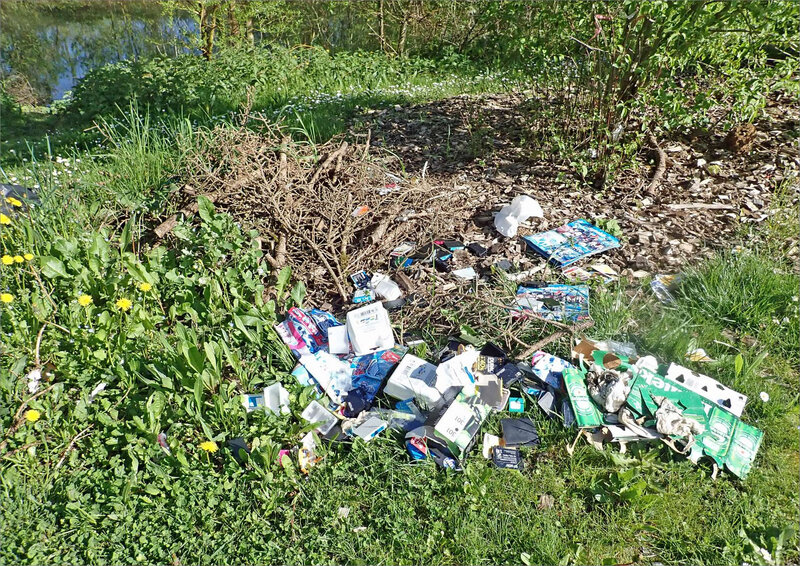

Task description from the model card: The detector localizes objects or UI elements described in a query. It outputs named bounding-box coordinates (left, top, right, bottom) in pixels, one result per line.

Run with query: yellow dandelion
left=23, top=253, right=33, bottom=261
left=199, top=441, right=218, bottom=453
left=115, top=298, right=132, bottom=311
left=13, top=255, right=23, bottom=263
left=0, top=293, right=12, bottom=304
left=1, top=255, right=12, bottom=265
left=6, top=197, right=22, bottom=207
left=78, top=294, right=93, bottom=307
left=25, top=409, right=41, bottom=423
left=138, top=282, right=152, bottom=292
left=0, top=214, right=10, bottom=225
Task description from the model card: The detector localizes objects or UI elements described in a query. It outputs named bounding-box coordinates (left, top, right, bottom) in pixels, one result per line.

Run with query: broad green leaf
left=182, top=344, right=204, bottom=374
left=275, top=266, right=291, bottom=299
left=197, top=195, right=215, bottom=223
left=193, top=376, right=204, bottom=412
left=203, top=341, right=218, bottom=373
left=39, top=256, right=68, bottom=278
left=290, top=280, right=306, bottom=307
left=147, top=391, right=167, bottom=430
left=120, top=216, right=133, bottom=253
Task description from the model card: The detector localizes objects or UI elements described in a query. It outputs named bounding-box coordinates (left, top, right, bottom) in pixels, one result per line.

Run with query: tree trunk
left=398, top=7, right=408, bottom=56
left=378, top=0, right=386, bottom=53
left=199, top=2, right=218, bottom=60
left=227, top=0, right=240, bottom=39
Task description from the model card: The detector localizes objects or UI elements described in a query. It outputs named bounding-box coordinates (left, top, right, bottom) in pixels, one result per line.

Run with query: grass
left=1, top=97, right=798, bottom=565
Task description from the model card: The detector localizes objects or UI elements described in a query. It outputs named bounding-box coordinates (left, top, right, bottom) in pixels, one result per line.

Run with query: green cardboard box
left=562, top=367, right=604, bottom=428
left=626, top=366, right=762, bottom=478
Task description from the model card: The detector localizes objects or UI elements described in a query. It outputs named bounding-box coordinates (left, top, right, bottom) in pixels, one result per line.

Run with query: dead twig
left=645, top=133, right=666, bottom=195
left=519, top=319, right=595, bottom=359
left=308, top=141, right=349, bottom=186
left=55, top=425, right=93, bottom=469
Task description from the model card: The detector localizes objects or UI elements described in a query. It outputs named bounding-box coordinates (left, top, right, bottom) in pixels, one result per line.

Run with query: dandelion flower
left=78, top=294, right=93, bottom=307
left=138, top=282, right=152, bottom=292
left=23, top=253, right=33, bottom=261
left=199, top=441, right=218, bottom=453
left=25, top=409, right=40, bottom=423
left=1, top=255, right=12, bottom=265
left=115, top=298, right=132, bottom=311
left=5, top=197, right=22, bottom=207
left=13, top=255, right=23, bottom=263
left=0, top=293, right=12, bottom=304
left=0, top=214, right=10, bottom=225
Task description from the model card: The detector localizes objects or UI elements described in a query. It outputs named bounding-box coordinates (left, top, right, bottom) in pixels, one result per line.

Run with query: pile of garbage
left=229, top=191, right=761, bottom=479
left=238, top=297, right=761, bottom=479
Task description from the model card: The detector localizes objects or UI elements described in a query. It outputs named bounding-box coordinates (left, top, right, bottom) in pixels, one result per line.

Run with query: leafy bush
left=63, top=45, right=463, bottom=122
left=0, top=85, right=22, bottom=123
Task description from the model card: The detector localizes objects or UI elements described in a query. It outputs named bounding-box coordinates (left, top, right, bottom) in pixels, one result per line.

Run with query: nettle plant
left=1, top=197, right=304, bottom=489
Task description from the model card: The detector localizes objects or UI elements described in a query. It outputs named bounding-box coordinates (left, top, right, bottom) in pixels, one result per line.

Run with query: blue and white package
left=530, top=351, right=574, bottom=391
left=522, top=219, right=620, bottom=267
left=309, top=308, right=343, bottom=340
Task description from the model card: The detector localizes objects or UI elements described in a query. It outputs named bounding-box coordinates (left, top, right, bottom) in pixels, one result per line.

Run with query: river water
left=0, top=1, right=196, bottom=103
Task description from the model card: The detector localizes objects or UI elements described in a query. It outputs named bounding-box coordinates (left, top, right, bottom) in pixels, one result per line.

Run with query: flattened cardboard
left=626, top=367, right=762, bottom=478
left=433, top=386, right=491, bottom=460
left=664, top=363, right=747, bottom=417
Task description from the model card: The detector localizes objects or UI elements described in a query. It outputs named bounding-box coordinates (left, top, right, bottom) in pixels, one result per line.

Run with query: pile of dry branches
left=162, top=125, right=473, bottom=303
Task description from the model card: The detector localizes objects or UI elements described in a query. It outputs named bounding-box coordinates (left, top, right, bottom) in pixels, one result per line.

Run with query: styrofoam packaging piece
left=346, top=302, right=395, bottom=356
left=494, top=195, right=543, bottom=237
left=263, top=383, right=290, bottom=415
left=327, top=325, right=350, bottom=355
left=301, top=400, right=338, bottom=434
left=384, top=354, right=442, bottom=409
left=370, top=272, right=403, bottom=301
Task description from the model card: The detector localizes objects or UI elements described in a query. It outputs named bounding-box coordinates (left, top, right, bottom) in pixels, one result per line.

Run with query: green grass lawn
left=1, top=109, right=798, bottom=565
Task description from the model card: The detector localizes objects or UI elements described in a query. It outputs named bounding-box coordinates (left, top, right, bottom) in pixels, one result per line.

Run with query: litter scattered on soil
left=152, top=92, right=794, bottom=480
left=241, top=297, right=762, bottom=479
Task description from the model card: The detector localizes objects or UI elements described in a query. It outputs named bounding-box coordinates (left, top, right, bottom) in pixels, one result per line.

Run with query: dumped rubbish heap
left=235, top=204, right=762, bottom=479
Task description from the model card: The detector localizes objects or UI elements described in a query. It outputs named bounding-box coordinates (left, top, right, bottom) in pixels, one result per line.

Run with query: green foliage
left=63, top=46, right=465, bottom=123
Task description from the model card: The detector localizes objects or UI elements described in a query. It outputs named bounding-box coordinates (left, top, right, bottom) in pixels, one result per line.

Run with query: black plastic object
left=501, top=417, right=540, bottom=447
left=434, top=258, right=452, bottom=273
left=496, top=363, right=523, bottom=387
left=493, top=446, right=523, bottom=470
left=480, top=342, right=507, bottom=360
left=383, top=297, right=406, bottom=311
left=467, top=243, right=488, bottom=257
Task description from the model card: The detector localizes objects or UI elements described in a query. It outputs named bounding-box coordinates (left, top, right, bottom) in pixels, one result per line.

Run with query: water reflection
left=0, top=1, right=196, bottom=103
